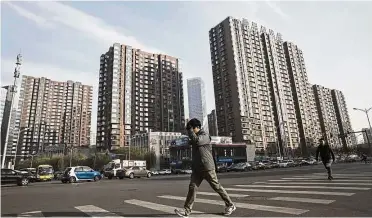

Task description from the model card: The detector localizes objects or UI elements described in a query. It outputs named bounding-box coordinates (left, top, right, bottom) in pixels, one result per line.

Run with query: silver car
left=124, top=166, right=152, bottom=179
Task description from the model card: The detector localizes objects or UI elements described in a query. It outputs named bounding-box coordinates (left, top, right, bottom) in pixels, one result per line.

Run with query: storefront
left=169, top=136, right=249, bottom=167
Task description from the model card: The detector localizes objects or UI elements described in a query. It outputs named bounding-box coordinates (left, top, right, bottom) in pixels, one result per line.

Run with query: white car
left=158, top=169, right=171, bottom=175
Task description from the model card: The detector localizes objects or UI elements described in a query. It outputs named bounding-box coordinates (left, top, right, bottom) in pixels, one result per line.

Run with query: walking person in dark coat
left=174, top=118, right=236, bottom=217
left=316, top=138, right=335, bottom=180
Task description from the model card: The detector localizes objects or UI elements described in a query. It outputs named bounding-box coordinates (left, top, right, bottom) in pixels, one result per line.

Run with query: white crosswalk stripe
left=124, top=199, right=222, bottom=217
left=272, top=179, right=372, bottom=182
left=281, top=177, right=372, bottom=180
left=198, top=191, right=249, bottom=198
left=236, top=184, right=370, bottom=190
left=312, top=173, right=372, bottom=176
left=158, top=195, right=309, bottom=215
left=263, top=181, right=372, bottom=186
left=75, top=205, right=123, bottom=217
left=16, top=172, right=371, bottom=217
left=225, top=187, right=355, bottom=196
left=269, top=197, right=335, bottom=204
left=17, top=211, right=44, bottom=217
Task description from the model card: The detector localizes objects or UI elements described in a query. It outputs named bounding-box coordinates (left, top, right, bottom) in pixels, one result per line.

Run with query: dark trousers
left=322, top=160, right=332, bottom=177
left=184, top=170, right=233, bottom=214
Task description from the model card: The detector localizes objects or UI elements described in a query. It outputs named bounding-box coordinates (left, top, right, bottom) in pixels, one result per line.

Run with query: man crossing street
left=174, top=118, right=236, bottom=217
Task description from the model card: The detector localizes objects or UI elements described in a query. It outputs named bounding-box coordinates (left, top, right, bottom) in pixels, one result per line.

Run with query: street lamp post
left=353, top=107, right=372, bottom=155
left=1, top=54, right=22, bottom=168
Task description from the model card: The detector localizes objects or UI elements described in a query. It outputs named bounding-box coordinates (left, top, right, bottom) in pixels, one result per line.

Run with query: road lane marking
left=158, top=195, right=308, bottom=215
left=282, top=177, right=372, bottom=182
left=269, top=197, right=335, bottom=204
left=263, top=181, right=372, bottom=186
left=18, top=211, right=44, bottom=217
left=197, top=191, right=249, bottom=198
left=75, top=205, right=122, bottom=217
left=224, top=187, right=355, bottom=196
left=124, top=199, right=221, bottom=217
left=236, top=184, right=370, bottom=190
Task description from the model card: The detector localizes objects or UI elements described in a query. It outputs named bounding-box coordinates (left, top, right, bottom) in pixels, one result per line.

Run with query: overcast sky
left=1, top=1, right=371, bottom=139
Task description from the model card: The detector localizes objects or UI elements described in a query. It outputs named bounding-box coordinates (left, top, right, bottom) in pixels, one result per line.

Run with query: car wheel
left=108, top=175, right=113, bottom=180
left=62, top=180, right=67, bottom=183
left=93, top=176, right=99, bottom=182
left=118, top=176, right=124, bottom=179
left=129, top=173, right=134, bottom=179
left=147, top=172, right=152, bottom=178
left=18, top=178, right=29, bottom=186
left=69, top=176, right=76, bottom=183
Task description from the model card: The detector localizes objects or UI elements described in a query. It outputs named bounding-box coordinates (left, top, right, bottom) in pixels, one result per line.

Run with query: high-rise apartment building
left=283, top=42, right=322, bottom=153
left=16, top=76, right=92, bottom=158
left=331, top=90, right=356, bottom=147
left=209, top=17, right=300, bottom=153
left=312, top=85, right=341, bottom=147
left=208, top=109, right=218, bottom=136
left=97, top=43, right=185, bottom=151
left=187, top=77, right=207, bottom=126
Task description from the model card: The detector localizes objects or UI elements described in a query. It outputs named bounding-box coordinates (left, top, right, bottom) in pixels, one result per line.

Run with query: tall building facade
left=208, top=109, right=218, bottom=136
left=187, top=77, right=207, bottom=126
left=312, top=85, right=341, bottom=148
left=16, top=76, right=92, bottom=159
left=209, top=17, right=300, bottom=153
left=97, top=43, right=185, bottom=151
left=331, top=90, right=356, bottom=147
left=283, top=42, right=322, bottom=153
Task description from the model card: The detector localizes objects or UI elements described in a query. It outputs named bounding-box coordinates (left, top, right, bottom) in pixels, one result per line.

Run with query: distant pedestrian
left=174, top=118, right=236, bottom=217
left=316, top=138, right=335, bottom=180
left=361, top=154, right=367, bottom=164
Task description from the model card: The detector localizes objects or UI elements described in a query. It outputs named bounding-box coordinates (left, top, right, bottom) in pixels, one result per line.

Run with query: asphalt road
left=1, top=163, right=372, bottom=217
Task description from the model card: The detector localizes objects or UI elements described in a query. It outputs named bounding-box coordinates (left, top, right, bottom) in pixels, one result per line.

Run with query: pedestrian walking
left=361, top=153, right=367, bottom=164
left=174, top=118, right=236, bottom=217
left=316, top=138, right=335, bottom=180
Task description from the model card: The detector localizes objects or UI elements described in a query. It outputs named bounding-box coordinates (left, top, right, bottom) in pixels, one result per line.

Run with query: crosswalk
left=16, top=172, right=372, bottom=217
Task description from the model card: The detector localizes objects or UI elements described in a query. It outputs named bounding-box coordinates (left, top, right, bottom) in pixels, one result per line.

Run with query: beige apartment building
left=97, top=43, right=185, bottom=151
left=16, top=76, right=92, bottom=159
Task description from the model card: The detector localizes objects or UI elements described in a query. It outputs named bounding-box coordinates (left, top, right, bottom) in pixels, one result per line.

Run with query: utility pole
left=1, top=53, right=22, bottom=168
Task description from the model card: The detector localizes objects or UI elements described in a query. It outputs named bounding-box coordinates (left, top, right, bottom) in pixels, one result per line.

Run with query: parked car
left=1, top=169, right=29, bottom=186
left=54, top=171, right=63, bottom=180
left=216, top=163, right=228, bottom=173
left=15, top=170, right=37, bottom=183
left=158, top=169, right=172, bottom=175
left=150, top=169, right=159, bottom=176
left=230, top=162, right=252, bottom=172
left=172, top=168, right=184, bottom=174
left=61, top=166, right=102, bottom=183
left=116, top=166, right=152, bottom=179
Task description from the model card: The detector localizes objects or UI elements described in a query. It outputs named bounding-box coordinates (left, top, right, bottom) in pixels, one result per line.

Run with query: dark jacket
left=316, top=144, right=335, bottom=162
left=188, top=129, right=215, bottom=172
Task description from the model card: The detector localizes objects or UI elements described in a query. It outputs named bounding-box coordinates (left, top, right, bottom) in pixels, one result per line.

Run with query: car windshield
left=38, top=167, right=53, bottom=175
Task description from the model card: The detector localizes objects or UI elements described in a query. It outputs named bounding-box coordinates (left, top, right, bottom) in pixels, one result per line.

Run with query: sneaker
left=224, top=204, right=236, bottom=216
left=328, top=175, right=333, bottom=180
left=175, top=208, right=189, bottom=218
